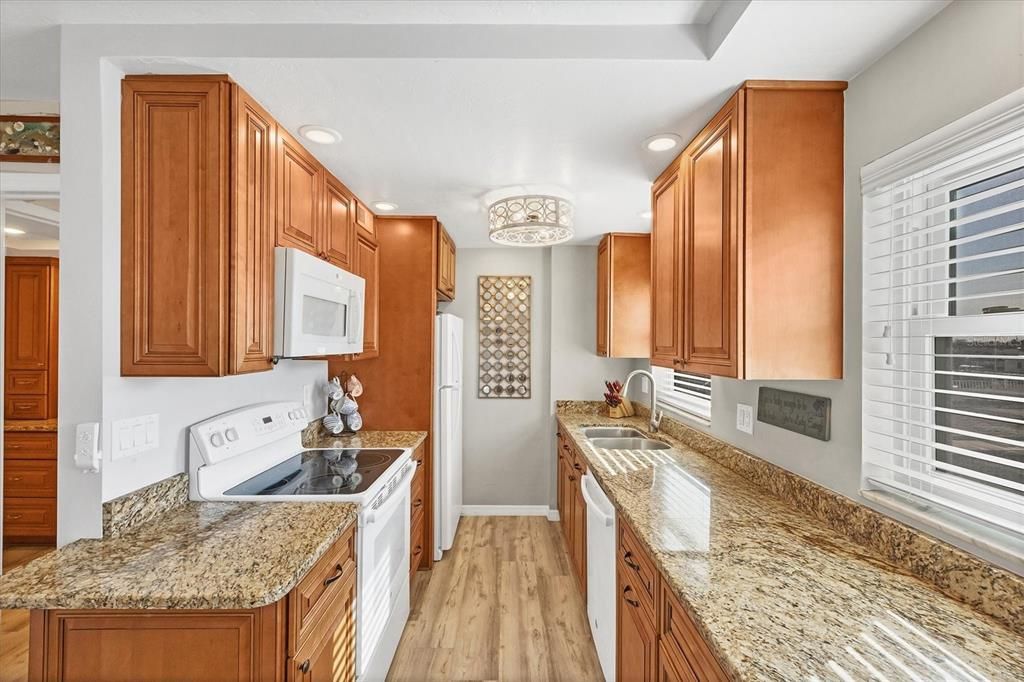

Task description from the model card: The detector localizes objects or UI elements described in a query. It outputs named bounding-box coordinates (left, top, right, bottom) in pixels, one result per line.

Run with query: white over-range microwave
left=274, top=247, right=365, bottom=358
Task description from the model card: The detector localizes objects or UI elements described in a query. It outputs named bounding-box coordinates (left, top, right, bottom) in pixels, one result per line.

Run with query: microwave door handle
left=348, top=289, right=363, bottom=345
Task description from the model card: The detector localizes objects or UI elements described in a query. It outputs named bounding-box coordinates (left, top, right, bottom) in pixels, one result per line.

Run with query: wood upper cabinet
left=230, top=87, right=277, bottom=374
left=121, top=76, right=230, bottom=377
left=323, top=174, right=354, bottom=269
left=650, top=80, right=846, bottom=379
left=681, top=94, right=741, bottom=377
left=355, top=200, right=375, bottom=240
left=347, top=231, right=380, bottom=361
left=597, top=233, right=651, bottom=358
left=436, top=223, right=456, bottom=301
left=650, top=169, right=683, bottom=369
left=277, top=126, right=322, bottom=255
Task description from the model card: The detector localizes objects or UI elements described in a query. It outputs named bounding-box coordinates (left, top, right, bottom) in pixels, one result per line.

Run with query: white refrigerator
left=433, top=313, right=463, bottom=560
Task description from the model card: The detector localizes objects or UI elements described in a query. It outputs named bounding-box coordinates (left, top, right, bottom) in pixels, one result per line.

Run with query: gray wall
left=443, top=246, right=639, bottom=509
left=649, top=0, right=1024, bottom=569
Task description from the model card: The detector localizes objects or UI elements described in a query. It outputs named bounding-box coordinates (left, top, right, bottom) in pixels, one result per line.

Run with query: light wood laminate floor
left=1, top=545, right=53, bottom=682
left=387, top=516, right=604, bottom=682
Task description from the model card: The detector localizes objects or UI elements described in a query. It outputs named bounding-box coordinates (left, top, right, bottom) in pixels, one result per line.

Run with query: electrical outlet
left=641, top=376, right=650, bottom=394
left=736, top=403, right=754, bottom=434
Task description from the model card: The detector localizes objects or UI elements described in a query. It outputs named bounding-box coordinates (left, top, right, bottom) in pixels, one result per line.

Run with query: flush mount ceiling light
left=3, top=227, right=25, bottom=235
left=298, top=125, right=342, bottom=145
left=644, top=134, right=682, bottom=152
left=486, top=187, right=574, bottom=247
left=373, top=201, right=398, bottom=212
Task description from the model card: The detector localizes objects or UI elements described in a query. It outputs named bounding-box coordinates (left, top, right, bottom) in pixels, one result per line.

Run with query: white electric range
left=189, top=401, right=412, bottom=682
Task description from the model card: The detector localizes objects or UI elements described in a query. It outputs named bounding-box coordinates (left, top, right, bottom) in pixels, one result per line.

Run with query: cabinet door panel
left=572, top=476, right=587, bottom=597
left=290, top=573, right=356, bottom=682
left=323, top=175, right=354, bottom=269
left=683, top=96, right=741, bottom=377
left=651, top=171, right=682, bottom=368
left=597, top=237, right=610, bottom=356
left=230, top=86, right=276, bottom=374
left=348, top=233, right=379, bottom=360
left=277, top=129, right=321, bottom=254
left=617, top=562, right=657, bottom=682
left=5, top=262, right=51, bottom=370
left=121, top=78, right=229, bottom=376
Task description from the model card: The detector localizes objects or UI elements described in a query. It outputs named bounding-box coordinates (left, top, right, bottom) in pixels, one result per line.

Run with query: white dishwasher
left=581, top=470, right=616, bottom=682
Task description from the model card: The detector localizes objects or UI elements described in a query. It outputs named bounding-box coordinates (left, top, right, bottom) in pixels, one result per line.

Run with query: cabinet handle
left=568, top=474, right=576, bottom=482
left=623, top=585, right=641, bottom=608
left=573, top=462, right=582, bottom=472
left=322, top=563, right=345, bottom=587
left=299, top=659, right=311, bottom=673
left=8, top=514, right=23, bottom=520
left=413, top=499, right=423, bottom=508
left=10, top=476, right=22, bottom=482
left=623, top=550, right=641, bottom=572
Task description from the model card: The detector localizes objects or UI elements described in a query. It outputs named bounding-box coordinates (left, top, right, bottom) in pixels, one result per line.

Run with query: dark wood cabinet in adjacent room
left=5, top=257, right=58, bottom=420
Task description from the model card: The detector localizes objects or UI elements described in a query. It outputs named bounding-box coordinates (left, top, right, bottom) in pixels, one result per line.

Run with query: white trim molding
left=461, top=505, right=555, bottom=517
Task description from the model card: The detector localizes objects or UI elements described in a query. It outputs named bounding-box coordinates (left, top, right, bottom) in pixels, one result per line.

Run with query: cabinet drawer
left=4, top=460, right=56, bottom=497
left=410, top=507, right=425, bottom=578
left=4, top=432, right=57, bottom=458
left=410, top=467, right=425, bottom=518
left=288, top=524, right=356, bottom=654
left=661, top=582, right=728, bottom=681
left=5, top=395, right=46, bottom=420
left=6, top=370, right=47, bottom=395
left=618, top=521, right=658, bottom=619
left=3, top=497, right=56, bottom=540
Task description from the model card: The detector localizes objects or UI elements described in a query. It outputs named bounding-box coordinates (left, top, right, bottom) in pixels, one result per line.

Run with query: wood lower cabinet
left=4, top=431, right=58, bottom=544
left=409, top=443, right=427, bottom=577
left=617, top=558, right=658, bottom=682
left=597, top=233, right=651, bottom=358
left=28, top=525, right=357, bottom=682
left=436, top=223, right=456, bottom=301
left=5, top=258, right=58, bottom=419
left=650, top=80, right=846, bottom=379
left=556, top=431, right=587, bottom=596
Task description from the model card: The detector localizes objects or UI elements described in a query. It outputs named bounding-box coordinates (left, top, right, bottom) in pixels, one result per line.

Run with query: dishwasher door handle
left=580, top=472, right=615, bottom=527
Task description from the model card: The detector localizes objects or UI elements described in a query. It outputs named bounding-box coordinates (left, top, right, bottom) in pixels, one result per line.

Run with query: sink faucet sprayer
left=622, top=369, right=663, bottom=433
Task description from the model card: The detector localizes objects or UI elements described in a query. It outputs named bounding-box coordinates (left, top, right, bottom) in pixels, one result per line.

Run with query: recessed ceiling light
left=4, top=227, right=25, bottom=235
left=373, top=201, right=398, bottom=212
left=639, top=210, right=653, bottom=220
left=644, top=134, right=682, bottom=152
left=298, top=125, right=342, bottom=145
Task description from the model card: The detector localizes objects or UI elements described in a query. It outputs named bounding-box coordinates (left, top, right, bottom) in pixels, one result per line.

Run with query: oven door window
left=302, top=294, right=348, bottom=337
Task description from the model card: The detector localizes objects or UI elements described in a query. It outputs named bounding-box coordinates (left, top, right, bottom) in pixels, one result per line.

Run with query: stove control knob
left=288, top=410, right=298, bottom=420
left=225, top=428, right=239, bottom=442
left=210, top=432, right=225, bottom=447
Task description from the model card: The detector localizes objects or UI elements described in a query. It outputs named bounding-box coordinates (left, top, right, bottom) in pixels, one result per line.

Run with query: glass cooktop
left=225, top=448, right=405, bottom=496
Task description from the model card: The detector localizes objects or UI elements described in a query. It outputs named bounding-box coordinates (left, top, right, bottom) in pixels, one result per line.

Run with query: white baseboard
left=546, top=509, right=560, bottom=522
left=461, top=505, right=557, bottom=518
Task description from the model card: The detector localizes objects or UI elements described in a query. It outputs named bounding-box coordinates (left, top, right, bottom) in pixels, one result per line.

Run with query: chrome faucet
left=622, top=369, right=663, bottom=433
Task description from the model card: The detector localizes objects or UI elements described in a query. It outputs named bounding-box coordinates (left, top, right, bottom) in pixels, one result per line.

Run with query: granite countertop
left=303, top=427, right=428, bottom=451
left=0, top=501, right=357, bottom=610
left=4, top=419, right=57, bottom=432
left=557, top=411, right=1024, bottom=681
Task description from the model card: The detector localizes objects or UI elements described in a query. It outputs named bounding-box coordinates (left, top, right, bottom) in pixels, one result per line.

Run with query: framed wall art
left=478, top=275, right=531, bottom=399
left=1, top=115, right=60, bottom=163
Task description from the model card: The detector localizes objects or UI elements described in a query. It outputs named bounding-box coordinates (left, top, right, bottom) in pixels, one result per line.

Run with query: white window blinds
left=652, top=366, right=711, bottom=422
left=861, top=89, right=1024, bottom=538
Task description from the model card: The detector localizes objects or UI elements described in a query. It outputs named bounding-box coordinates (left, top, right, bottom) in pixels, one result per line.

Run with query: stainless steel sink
left=582, top=427, right=646, bottom=439
left=588, top=437, right=671, bottom=451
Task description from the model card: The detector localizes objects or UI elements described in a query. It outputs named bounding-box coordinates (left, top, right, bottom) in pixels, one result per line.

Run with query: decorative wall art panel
left=0, top=116, right=60, bottom=163
left=478, top=276, right=531, bottom=399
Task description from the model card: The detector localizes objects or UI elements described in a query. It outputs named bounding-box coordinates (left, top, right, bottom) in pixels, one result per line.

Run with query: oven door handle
left=363, top=462, right=413, bottom=525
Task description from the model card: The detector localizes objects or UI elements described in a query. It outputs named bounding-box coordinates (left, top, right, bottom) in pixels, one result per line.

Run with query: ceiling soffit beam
left=705, top=0, right=751, bottom=58
left=96, top=23, right=723, bottom=60
left=5, top=199, right=60, bottom=226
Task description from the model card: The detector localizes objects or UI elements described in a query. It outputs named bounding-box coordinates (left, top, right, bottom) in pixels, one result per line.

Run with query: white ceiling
left=0, top=0, right=950, bottom=247
left=5, top=199, right=60, bottom=251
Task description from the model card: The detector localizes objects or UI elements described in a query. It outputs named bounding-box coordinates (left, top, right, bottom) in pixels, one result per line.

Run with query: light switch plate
left=111, top=414, right=159, bottom=460
left=736, top=403, right=754, bottom=434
